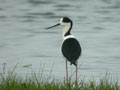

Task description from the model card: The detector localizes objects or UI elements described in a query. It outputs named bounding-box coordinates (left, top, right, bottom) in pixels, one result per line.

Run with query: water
left=0, top=0, right=120, bottom=82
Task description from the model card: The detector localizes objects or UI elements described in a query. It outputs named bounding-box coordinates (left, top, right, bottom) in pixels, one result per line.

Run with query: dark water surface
left=0, top=0, right=120, bottom=82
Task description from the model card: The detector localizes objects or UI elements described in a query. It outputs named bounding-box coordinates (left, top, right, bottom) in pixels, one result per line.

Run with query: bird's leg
left=75, top=60, right=78, bottom=86
left=66, top=60, right=68, bottom=84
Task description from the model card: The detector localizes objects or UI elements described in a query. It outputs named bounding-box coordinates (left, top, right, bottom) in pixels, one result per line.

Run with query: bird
left=46, top=17, right=82, bottom=86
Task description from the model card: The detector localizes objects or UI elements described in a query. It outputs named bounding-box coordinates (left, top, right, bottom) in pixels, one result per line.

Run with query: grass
left=0, top=63, right=119, bottom=90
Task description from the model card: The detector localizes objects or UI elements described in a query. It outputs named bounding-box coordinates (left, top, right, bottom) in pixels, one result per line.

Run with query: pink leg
left=66, top=60, right=68, bottom=84
left=75, top=61, right=78, bottom=86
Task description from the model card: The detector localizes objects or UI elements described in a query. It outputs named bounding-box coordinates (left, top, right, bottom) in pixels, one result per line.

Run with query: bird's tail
left=70, top=61, right=77, bottom=67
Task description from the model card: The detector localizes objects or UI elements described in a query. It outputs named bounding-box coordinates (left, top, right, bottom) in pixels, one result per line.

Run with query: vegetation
left=0, top=63, right=119, bottom=90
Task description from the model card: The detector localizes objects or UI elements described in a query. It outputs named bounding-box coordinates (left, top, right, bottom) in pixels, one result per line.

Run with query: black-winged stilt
left=46, top=17, right=82, bottom=86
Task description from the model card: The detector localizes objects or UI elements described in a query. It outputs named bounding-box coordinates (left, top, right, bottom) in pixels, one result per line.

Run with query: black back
left=61, top=38, right=81, bottom=66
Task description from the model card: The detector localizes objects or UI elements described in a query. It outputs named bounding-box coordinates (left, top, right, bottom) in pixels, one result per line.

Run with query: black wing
left=61, top=38, right=81, bottom=65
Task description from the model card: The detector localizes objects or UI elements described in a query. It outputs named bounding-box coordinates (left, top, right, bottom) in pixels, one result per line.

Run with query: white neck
left=62, top=25, right=71, bottom=39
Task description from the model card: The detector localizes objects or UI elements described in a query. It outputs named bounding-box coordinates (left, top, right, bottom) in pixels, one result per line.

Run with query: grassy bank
left=0, top=64, right=119, bottom=90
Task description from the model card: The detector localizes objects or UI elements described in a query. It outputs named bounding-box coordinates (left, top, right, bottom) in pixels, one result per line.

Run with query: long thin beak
left=46, top=23, right=60, bottom=29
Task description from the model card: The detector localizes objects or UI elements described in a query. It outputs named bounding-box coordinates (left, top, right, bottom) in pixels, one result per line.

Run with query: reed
left=0, top=63, right=119, bottom=90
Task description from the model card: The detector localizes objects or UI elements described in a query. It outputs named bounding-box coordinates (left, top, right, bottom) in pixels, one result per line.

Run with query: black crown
left=62, top=17, right=72, bottom=23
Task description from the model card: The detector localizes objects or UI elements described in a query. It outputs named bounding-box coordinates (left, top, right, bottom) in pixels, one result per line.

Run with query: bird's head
left=59, top=17, right=72, bottom=27
left=46, top=17, right=72, bottom=29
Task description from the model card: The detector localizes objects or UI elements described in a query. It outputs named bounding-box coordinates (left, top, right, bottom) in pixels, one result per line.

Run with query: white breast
left=63, top=35, right=75, bottom=41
